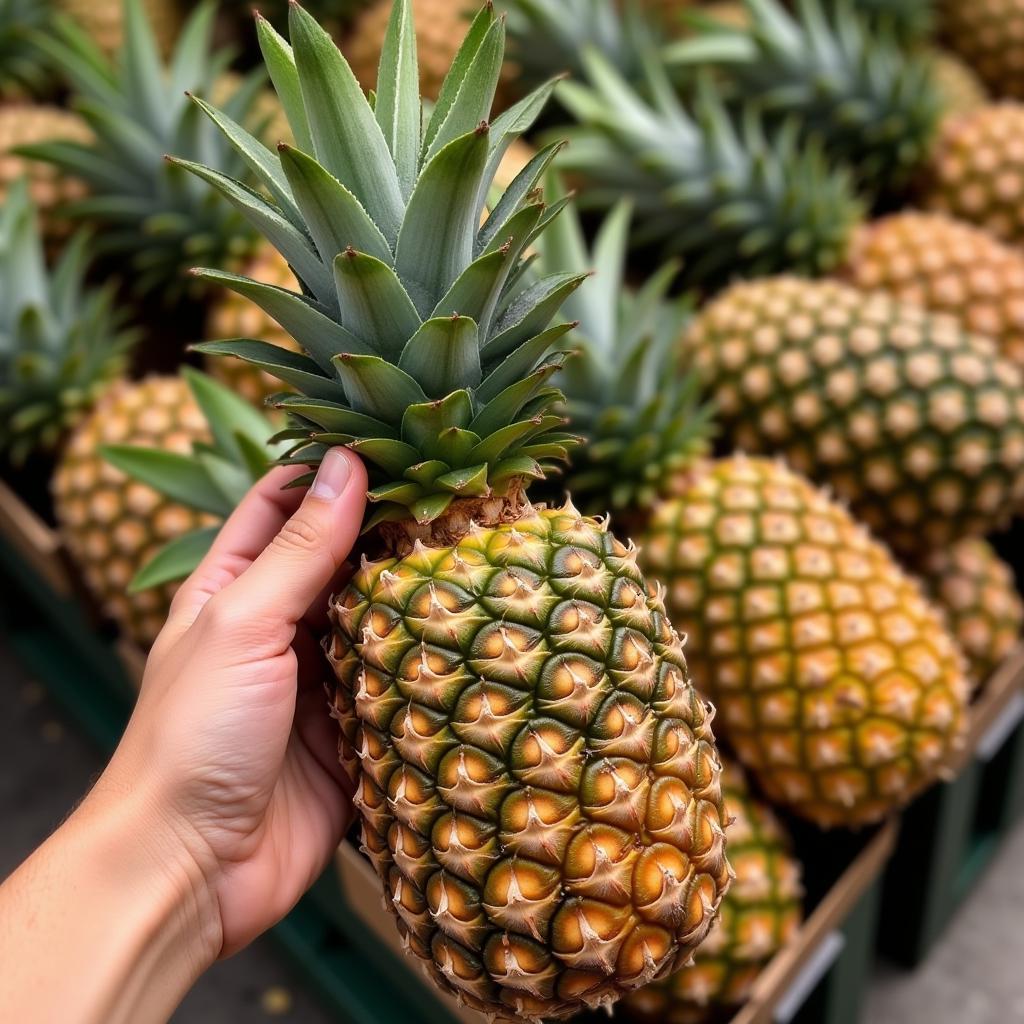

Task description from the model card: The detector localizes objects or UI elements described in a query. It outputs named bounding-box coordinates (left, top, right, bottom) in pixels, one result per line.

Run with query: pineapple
left=621, top=763, right=802, bottom=1021
left=554, top=51, right=861, bottom=292
left=840, top=211, right=1024, bottom=368
left=55, top=0, right=183, bottom=56
left=664, top=0, right=943, bottom=201
left=186, top=3, right=732, bottom=1016
left=19, top=0, right=263, bottom=300
left=0, top=0, right=56, bottom=98
left=0, top=105, right=91, bottom=243
left=825, top=0, right=933, bottom=42
left=938, top=0, right=1024, bottom=100
left=922, top=104, right=1024, bottom=249
left=0, top=177, right=134, bottom=464
left=99, top=369, right=283, bottom=595
left=641, top=456, right=969, bottom=827
left=686, top=277, right=1024, bottom=557
left=53, top=376, right=213, bottom=648
left=911, top=539, right=1023, bottom=687
left=929, top=51, right=989, bottom=118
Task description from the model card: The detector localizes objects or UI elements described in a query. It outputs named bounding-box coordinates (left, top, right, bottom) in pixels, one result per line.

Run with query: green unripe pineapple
left=185, top=3, right=732, bottom=1018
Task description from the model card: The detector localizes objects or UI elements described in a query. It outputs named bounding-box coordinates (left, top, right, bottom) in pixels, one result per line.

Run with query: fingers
left=208, top=448, right=368, bottom=635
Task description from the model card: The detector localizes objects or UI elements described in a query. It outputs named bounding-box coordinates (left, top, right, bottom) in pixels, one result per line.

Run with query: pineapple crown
left=553, top=48, right=862, bottom=292
left=824, top=0, right=933, bottom=44
left=185, top=1, right=586, bottom=533
left=0, top=0, right=56, bottom=98
left=17, top=0, right=265, bottom=300
left=535, top=180, right=713, bottom=514
left=666, top=0, right=942, bottom=200
left=102, top=367, right=282, bottom=590
left=0, top=177, right=136, bottom=464
left=500, top=0, right=659, bottom=89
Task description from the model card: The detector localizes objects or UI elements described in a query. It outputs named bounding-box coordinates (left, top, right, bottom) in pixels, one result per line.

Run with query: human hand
left=97, top=446, right=368, bottom=959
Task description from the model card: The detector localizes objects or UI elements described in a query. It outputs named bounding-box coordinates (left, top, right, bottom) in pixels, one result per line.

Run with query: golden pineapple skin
left=640, top=457, right=969, bottom=828
left=939, top=0, right=1024, bottom=100
left=55, top=0, right=184, bottom=56
left=326, top=503, right=732, bottom=1020
left=923, top=104, right=1024, bottom=247
left=688, top=277, right=1024, bottom=557
left=0, top=105, right=91, bottom=244
left=621, top=762, right=802, bottom=1023
left=53, top=376, right=214, bottom=649
left=930, top=50, right=989, bottom=118
left=912, top=539, right=1023, bottom=687
left=841, top=211, right=1024, bottom=367
left=206, top=244, right=300, bottom=405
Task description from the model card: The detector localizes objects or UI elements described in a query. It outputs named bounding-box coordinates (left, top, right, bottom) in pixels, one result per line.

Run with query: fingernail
left=310, top=449, right=351, bottom=501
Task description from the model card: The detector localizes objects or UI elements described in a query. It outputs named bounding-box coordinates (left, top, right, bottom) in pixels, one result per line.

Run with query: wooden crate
left=335, top=820, right=897, bottom=1024
left=878, top=645, right=1024, bottom=967
left=0, top=478, right=73, bottom=598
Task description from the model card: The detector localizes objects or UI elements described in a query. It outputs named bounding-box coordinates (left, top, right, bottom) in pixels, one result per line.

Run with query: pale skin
left=0, top=447, right=368, bottom=1024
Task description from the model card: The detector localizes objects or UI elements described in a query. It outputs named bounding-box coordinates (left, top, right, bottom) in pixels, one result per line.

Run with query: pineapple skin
left=688, top=277, right=1024, bottom=557
left=0, top=105, right=91, bottom=244
left=205, top=244, right=300, bottom=406
left=621, top=762, right=802, bottom=1023
left=929, top=50, right=989, bottom=118
left=640, top=457, right=969, bottom=828
left=912, top=538, right=1023, bottom=687
left=840, top=211, right=1024, bottom=368
left=924, top=104, right=1024, bottom=248
left=326, top=503, right=732, bottom=1020
left=55, top=0, right=184, bottom=56
left=53, top=376, right=214, bottom=649
left=939, top=0, right=1024, bottom=100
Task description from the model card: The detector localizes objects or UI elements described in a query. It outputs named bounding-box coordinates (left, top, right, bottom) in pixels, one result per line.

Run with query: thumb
left=212, top=447, right=367, bottom=630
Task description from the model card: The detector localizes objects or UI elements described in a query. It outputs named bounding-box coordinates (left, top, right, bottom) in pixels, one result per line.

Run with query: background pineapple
left=840, top=211, right=1024, bottom=368
left=686, top=276, right=1024, bottom=557
left=621, top=762, right=803, bottom=1022
left=0, top=0, right=56, bottom=99
left=187, top=3, right=733, bottom=1016
left=55, top=0, right=183, bottom=56
left=911, top=539, right=1024, bottom=688
left=938, top=0, right=1024, bottom=100
left=640, top=455, right=969, bottom=827
left=922, top=104, right=1024, bottom=248
left=929, top=51, right=989, bottom=118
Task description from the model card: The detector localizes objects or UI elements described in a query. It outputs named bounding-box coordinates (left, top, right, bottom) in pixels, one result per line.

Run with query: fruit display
left=911, top=539, right=1024, bottom=688
left=840, top=211, right=1024, bottom=367
left=686, top=276, right=1024, bottom=557
left=938, top=0, right=1024, bottom=100
left=20, top=0, right=262, bottom=300
left=922, top=104, right=1024, bottom=248
left=621, top=762, right=803, bottom=1021
left=665, top=0, right=942, bottom=200
left=640, top=456, right=970, bottom=827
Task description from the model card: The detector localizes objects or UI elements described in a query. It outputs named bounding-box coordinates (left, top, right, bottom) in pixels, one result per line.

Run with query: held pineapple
left=641, top=456, right=969, bottom=827
left=938, top=0, right=1024, bottom=100
left=665, top=0, right=942, bottom=201
left=621, top=763, right=802, bottom=1021
left=185, top=3, right=732, bottom=1016
left=840, top=211, right=1024, bottom=368
left=531, top=199, right=969, bottom=829
left=911, top=539, right=1024, bottom=687
left=554, top=51, right=861, bottom=292
left=0, top=177, right=134, bottom=464
left=53, top=376, right=213, bottom=648
left=922, top=104, right=1024, bottom=248
left=19, top=0, right=263, bottom=300
left=686, top=277, right=1024, bottom=557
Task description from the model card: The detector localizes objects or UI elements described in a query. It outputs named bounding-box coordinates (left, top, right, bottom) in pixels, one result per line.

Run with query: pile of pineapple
left=4, top=0, right=1024, bottom=1020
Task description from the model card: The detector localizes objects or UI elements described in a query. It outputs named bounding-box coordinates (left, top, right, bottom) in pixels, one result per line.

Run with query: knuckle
left=273, top=514, right=324, bottom=556
left=198, top=592, right=249, bottom=636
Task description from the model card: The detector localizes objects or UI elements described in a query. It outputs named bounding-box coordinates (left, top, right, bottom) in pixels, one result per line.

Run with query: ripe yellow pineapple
left=53, top=377, right=214, bottom=649
left=938, top=0, right=1024, bottom=100
left=687, top=276, right=1024, bottom=557
left=840, top=211, right=1024, bottom=367
left=912, top=539, right=1023, bottom=687
left=929, top=50, right=989, bottom=117
left=0, top=105, right=90, bottom=243
left=639, top=456, right=969, bottom=828
left=621, top=762, right=802, bottom=1022
left=55, top=0, right=184, bottom=55
left=923, top=104, right=1024, bottom=247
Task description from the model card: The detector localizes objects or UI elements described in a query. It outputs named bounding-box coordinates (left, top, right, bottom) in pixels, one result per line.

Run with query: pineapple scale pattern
left=326, top=506, right=732, bottom=1020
